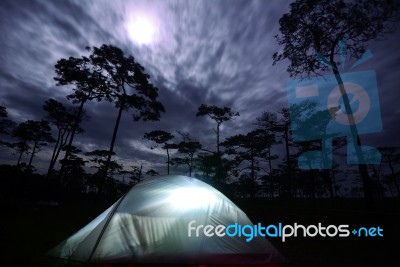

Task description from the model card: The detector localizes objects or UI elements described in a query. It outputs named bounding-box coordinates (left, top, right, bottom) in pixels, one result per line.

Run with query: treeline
left=0, top=44, right=399, bottom=203
left=0, top=45, right=164, bottom=201
left=143, top=105, right=400, bottom=200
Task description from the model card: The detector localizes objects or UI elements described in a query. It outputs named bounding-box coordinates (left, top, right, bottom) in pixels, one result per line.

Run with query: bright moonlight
left=126, top=16, right=157, bottom=45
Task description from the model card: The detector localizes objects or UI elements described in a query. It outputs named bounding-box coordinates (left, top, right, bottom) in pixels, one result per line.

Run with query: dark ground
left=1, top=197, right=399, bottom=267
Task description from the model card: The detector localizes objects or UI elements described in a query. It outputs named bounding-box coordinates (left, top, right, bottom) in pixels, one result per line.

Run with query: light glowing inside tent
left=168, top=187, right=217, bottom=209
left=126, top=16, right=157, bottom=45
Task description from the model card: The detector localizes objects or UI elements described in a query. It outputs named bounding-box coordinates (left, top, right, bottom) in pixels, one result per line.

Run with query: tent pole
left=87, top=191, right=130, bottom=263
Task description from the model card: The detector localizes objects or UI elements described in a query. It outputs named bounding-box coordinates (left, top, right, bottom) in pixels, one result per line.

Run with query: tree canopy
left=273, top=0, right=400, bottom=78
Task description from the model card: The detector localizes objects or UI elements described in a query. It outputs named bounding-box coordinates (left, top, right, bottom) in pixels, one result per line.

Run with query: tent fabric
left=48, top=175, right=285, bottom=265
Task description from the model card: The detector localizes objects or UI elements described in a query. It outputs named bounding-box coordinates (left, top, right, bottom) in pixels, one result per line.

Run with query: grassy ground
left=1, top=197, right=399, bottom=266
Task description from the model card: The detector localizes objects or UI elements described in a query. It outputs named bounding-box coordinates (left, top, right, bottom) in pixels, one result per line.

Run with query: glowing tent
left=48, top=175, right=285, bottom=266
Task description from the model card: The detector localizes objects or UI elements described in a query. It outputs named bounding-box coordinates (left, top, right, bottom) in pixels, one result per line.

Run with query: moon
left=126, top=16, right=157, bottom=45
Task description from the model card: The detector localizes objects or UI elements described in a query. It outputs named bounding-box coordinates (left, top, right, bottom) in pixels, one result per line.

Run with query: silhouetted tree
left=196, top=104, right=239, bottom=184
left=256, top=111, right=279, bottom=172
left=144, top=130, right=176, bottom=174
left=86, top=150, right=123, bottom=177
left=277, top=108, right=292, bottom=175
left=0, top=106, right=6, bottom=118
left=89, top=45, right=165, bottom=177
left=236, top=174, right=259, bottom=198
left=0, top=106, right=16, bottom=145
left=273, top=0, right=400, bottom=207
left=12, top=120, right=53, bottom=169
left=196, top=152, right=215, bottom=180
left=55, top=52, right=109, bottom=175
left=172, top=131, right=202, bottom=177
left=146, top=169, right=159, bottom=176
left=86, top=149, right=123, bottom=194
left=298, top=107, right=346, bottom=200
left=11, top=140, right=30, bottom=166
left=43, top=98, right=85, bottom=176
left=58, top=146, right=87, bottom=194
left=273, top=0, right=400, bottom=78
left=369, top=163, right=386, bottom=199
left=258, top=108, right=294, bottom=196
left=129, top=165, right=143, bottom=185
left=222, top=129, right=274, bottom=197
left=260, top=170, right=282, bottom=198
left=0, top=106, right=8, bottom=135
left=196, top=104, right=239, bottom=154
left=380, top=147, right=400, bottom=199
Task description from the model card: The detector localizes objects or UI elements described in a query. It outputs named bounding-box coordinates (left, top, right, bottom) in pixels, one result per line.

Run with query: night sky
left=0, top=0, right=399, bottom=175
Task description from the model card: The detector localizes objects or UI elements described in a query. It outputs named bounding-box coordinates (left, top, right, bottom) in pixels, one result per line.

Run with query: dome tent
left=48, top=175, right=285, bottom=266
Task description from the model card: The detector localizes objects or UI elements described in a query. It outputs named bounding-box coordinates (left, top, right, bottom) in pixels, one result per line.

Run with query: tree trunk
left=250, top=148, right=256, bottom=198
left=138, top=164, right=143, bottom=181
left=332, top=67, right=374, bottom=209
left=27, top=140, right=38, bottom=169
left=51, top=130, right=70, bottom=175
left=17, top=145, right=24, bottom=165
left=387, top=155, right=400, bottom=199
left=60, top=100, right=85, bottom=175
left=104, top=96, right=125, bottom=178
left=216, top=123, right=220, bottom=154
left=189, top=152, right=195, bottom=177
left=215, top=121, right=223, bottom=183
left=47, top=128, right=61, bottom=176
left=284, top=127, right=292, bottom=198
left=268, top=147, right=272, bottom=173
left=166, top=146, right=170, bottom=174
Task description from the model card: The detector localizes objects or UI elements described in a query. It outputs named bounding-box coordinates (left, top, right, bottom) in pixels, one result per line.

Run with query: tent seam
left=87, top=191, right=130, bottom=262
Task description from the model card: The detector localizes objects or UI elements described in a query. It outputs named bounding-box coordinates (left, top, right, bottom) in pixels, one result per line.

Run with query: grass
left=1, top=197, right=399, bottom=266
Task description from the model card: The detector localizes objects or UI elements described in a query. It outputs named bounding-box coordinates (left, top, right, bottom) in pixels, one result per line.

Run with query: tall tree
left=85, top=150, right=123, bottom=178
left=129, top=165, right=143, bottom=185
left=43, top=98, right=85, bottom=176
left=172, top=131, right=202, bottom=177
left=143, top=130, right=176, bottom=174
left=380, top=147, right=400, bottom=199
left=85, top=149, right=123, bottom=194
left=222, top=129, right=274, bottom=197
left=0, top=106, right=16, bottom=142
left=58, top=146, right=87, bottom=193
left=257, top=109, right=294, bottom=196
left=196, top=104, right=239, bottom=184
left=13, top=120, right=53, bottom=170
left=0, top=106, right=6, bottom=119
left=11, top=124, right=31, bottom=166
left=256, top=111, right=279, bottom=172
left=196, top=104, right=239, bottom=154
left=272, top=0, right=400, bottom=207
left=55, top=53, right=109, bottom=175
left=89, top=45, right=165, bottom=177
left=196, top=152, right=216, bottom=180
